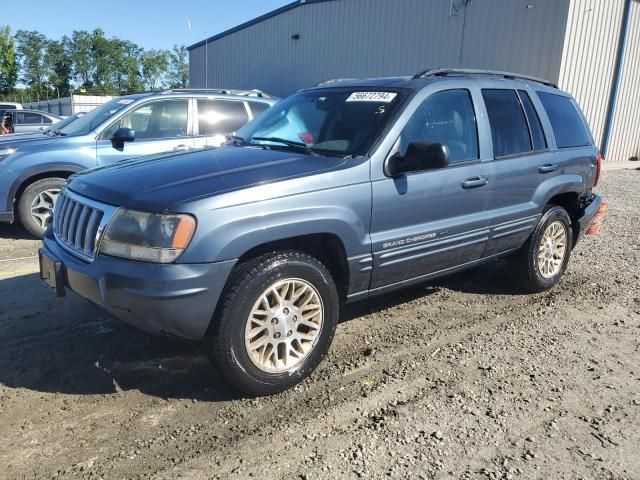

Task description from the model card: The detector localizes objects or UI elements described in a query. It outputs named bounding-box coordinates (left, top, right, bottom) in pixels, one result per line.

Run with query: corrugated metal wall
left=607, top=0, right=640, bottom=162
left=557, top=0, right=626, bottom=154
left=189, top=0, right=639, bottom=161
left=189, top=0, right=570, bottom=97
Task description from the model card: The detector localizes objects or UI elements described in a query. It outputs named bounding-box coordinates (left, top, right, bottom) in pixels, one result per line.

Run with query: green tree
left=111, top=39, right=144, bottom=94
left=141, top=49, right=168, bottom=90
left=91, top=29, right=115, bottom=92
left=69, top=30, right=93, bottom=87
left=0, top=26, right=18, bottom=95
left=15, top=30, right=48, bottom=94
left=167, top=45, right=189, bottom=88
left=45, top=36, right=72, bottom=97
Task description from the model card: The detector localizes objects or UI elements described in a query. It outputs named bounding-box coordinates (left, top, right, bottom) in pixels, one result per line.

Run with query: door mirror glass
left=386, top=141, right=450, bottom=176
left=111, top=127, right=135, bottom=148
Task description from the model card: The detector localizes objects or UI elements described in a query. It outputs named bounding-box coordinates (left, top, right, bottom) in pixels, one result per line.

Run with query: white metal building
left=188, top=0, right=640, bottom=162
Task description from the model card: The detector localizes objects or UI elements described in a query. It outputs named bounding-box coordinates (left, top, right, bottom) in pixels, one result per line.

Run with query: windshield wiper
left=251, top=136, right=319, bottom=156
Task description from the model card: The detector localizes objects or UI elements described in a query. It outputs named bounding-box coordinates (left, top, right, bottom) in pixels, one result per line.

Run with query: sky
left=3, top=0, right=293, bottom=50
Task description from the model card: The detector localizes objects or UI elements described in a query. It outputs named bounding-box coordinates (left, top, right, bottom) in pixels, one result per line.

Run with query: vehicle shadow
left=0, top=260, right=522, bottom=401
left=0, top=223, right=35, bottom=241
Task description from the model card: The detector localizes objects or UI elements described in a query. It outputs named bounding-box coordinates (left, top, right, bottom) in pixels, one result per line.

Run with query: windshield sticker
left=346, top=92, right=397, bottom=103
left=117, top=99, right=134, bottom=105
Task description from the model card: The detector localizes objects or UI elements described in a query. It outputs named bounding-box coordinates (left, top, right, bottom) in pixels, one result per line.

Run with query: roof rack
left=412, top=68, right=557, bottom=88
left=160, top=88, right=273, bottom=98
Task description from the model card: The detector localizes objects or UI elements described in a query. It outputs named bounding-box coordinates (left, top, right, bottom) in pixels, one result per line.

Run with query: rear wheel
left=18, top=177, right=65, bottom=238
left=509, top=206, right=572, bottom=292
left=207, top=250, right=339, bottom=396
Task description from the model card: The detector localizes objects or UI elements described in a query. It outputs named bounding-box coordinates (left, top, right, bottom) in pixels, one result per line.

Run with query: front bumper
left=574, top=194, right=603, bottom=245
left=40, top=229, right=236, bottom=341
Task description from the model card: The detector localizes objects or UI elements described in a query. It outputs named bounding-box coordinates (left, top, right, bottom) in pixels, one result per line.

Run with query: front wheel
left=509, top=206, right=573, bottom=292
left=18, top=177, right=65, bottom=238
left=207, top=250, right=339, bottom=396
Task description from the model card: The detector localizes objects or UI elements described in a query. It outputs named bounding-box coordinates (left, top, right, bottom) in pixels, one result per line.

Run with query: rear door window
left=517, top=90, right=546, bottom=151
left=482, top=89, right=531, bottom=157
left=198, top=99, right=249, bottom=136
left=18, top=112, right=45, bottom=124
left=537, top=92, right=591, bottom=148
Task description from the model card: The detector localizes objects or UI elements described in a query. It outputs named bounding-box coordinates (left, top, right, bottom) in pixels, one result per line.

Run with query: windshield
left=236, top=89, right=404, bottom=157
left=59, top=98, right=136, bottom=136
left=45, top=113, right=83, bottom=132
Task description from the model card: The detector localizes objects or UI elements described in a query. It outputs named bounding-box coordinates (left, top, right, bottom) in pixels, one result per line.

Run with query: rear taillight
left=594, top=152, right=602, bottom=187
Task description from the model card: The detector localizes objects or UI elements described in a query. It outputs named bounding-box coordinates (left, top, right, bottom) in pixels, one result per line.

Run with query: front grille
left=53, top=191, right=104, bottom=260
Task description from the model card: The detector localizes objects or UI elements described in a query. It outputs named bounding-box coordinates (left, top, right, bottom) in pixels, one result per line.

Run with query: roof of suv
left=310, top=68, right=559, bottom=93
left=125, top=88, right=278, bottom=104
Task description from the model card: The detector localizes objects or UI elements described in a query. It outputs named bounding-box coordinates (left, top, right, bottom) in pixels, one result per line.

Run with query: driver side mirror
left=385, top=141, right=450, bottom=177
left=111, top=127, right=135, bottom=149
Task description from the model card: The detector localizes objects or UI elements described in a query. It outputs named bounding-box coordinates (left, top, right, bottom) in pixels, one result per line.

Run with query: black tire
left=509, top=205, right=573, bottom=293
left=18, top=177, right=65, bottom=238
left=207, top=250, right=339, bottom=396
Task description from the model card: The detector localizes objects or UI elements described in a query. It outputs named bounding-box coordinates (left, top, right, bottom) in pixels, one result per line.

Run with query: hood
left=67, top=146, right=349, bottom=211
left=0, top=133, right=61, bottom=149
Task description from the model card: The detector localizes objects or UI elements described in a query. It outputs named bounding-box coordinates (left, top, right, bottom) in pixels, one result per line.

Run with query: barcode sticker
left=346, top=92, right=397, bottom=103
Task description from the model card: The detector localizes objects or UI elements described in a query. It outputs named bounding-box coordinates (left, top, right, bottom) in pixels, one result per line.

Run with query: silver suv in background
left=0, top=88, right=277, bottom=236
left=1, top=109, right=63, bottom=134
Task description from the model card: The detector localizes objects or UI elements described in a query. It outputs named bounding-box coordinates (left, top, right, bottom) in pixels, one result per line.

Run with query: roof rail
left=412, top=68, right=557, bottom=88
left=160, top=88, right=272, bottom=98
left=315, top=78, right=357, bottom=86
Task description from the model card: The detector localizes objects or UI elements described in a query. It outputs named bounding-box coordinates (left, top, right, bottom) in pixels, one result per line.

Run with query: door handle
left=538, top=163, right=558, bottom=173
left=462, top=176, right=489, bottom=189
left=173, top=144, right=190, bottom=152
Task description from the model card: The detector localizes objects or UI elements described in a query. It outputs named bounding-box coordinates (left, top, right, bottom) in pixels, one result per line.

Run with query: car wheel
left=18, top=177, right=65, bottom=238
left=509, top=205, right=573, bottom=292
left=207, top=250, right=339, bottom=396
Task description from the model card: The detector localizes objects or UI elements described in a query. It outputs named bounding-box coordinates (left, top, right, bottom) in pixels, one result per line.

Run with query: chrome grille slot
left=53, top=191, right=105, bottom=261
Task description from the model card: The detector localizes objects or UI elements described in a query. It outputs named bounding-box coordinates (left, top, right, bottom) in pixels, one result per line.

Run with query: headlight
left=100, top=209, right=196, bottom=263
left=0, top=148, right=16, bottom=161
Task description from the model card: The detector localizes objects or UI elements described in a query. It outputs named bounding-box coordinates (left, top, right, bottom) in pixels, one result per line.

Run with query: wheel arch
left=235, top=233, right=350, bottom=301
left=9, top=165, right=82, bottom=214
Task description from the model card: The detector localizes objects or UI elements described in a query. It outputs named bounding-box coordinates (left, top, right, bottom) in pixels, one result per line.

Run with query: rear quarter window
left=537, top=92, right=592, bottom=148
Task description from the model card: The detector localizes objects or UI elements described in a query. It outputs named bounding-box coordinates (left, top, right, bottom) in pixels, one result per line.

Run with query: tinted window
left=103, top=99, right=189, bottom=140
left=537, top=92, right=591, bottom=148
left=0, top=104, right=18, bottom=110
left=249, top=101, right=270, bottom=117
left=518, top=90, right=546, bottom=150
left=482, top=89, right=531, bottom=157
left=198, top=100, right=249, bottom=135
left=399, top=89, right=479, bottom=163
left=19, top=112, right=44, bottom=124
left=42, top=115, right=53, bottom=124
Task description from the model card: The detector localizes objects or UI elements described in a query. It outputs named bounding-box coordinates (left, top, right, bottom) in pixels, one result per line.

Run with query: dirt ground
left=0, top=169, right=638, bottom=480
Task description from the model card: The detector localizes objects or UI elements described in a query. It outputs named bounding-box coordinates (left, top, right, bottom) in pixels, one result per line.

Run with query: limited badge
left=346, top=92, right=398, bottom=103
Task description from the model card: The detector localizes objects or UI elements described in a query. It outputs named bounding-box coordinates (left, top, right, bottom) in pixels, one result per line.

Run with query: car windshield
left=236, top=89, right=405, bottom=157
left=59, top=98, right=136, bottom=136
left=45, top=113, right=83, bottom=133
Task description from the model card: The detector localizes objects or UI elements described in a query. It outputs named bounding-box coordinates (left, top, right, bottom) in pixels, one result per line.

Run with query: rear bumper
left=575, top=194, right=603, bottom=244
left=41, top=229, right=236, bottom=341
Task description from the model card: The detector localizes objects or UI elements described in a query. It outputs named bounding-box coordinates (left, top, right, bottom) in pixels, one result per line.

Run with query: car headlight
left=100, top=209, right=196, bottom=263
left=0, top=148, right=16, bottom=161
